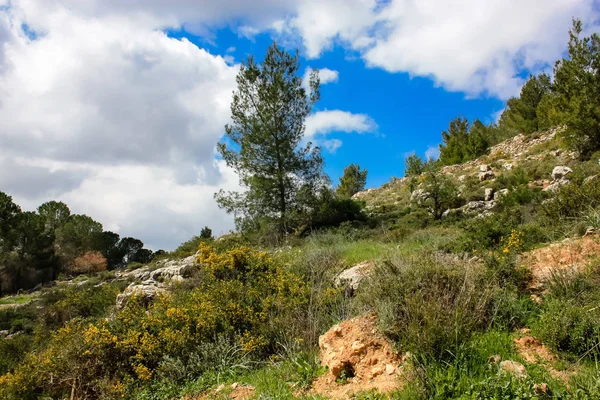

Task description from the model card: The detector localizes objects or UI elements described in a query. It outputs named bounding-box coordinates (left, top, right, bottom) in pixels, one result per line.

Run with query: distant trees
left=500, top=73, right=552, bottom=135
left=200, top=226, right=213, bottom=240
left=438, top=117, right=490, bottom=166
left=553, top=19, right=600, bottom=158
left=0, top=191, right=154, bottom=294
left=337, top=164, right=367, bottom=198
left=215, top=42, right=327, bottom=235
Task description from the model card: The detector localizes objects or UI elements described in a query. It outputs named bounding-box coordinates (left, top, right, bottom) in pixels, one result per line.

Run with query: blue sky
left=0, top=0, right=598, bottom=249
left=180, top=28, right=506, bottom=188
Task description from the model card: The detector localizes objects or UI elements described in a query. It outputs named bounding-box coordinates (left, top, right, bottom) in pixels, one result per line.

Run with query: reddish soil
left=312, top=314, right=410, bottom=399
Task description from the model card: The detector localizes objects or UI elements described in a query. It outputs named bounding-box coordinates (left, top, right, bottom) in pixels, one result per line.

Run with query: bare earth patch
left=312, top=314, right=410, bottom=399
left=514, top=333, right=576, bottom=383
left=521, top=236, right=600, bottom=289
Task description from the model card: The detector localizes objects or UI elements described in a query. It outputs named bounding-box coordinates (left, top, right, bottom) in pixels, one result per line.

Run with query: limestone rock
left=116, top=281, right=166, bottom=310
left=494, top=188, right=509, bottom=201
left=479, top=164, right=491, bottom=172
left=551, top=166, right=573, bottom=181
left=334, top=262, right=374, bottom=295
left=478, top=170, right=495, bottom=182
left=410, top=188, right=429, bottom=203
left=129, top=255, right=196, bottom=282
left=484, top=188, right=495, bottom=202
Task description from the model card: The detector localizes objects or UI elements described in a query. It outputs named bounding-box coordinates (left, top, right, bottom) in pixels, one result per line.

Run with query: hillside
left=2, top=126, right=600, bottom=399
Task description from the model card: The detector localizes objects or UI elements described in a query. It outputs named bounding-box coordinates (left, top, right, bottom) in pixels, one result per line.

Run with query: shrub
left=357, top=255, right=498, bottom=360
left=72, top=251, right=107, bottom=275
left=0, top=245, right=309, bottom=399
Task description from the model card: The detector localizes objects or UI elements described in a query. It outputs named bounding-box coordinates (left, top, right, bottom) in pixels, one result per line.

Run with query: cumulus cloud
left=0, top=1, right=240, bottom=249
left=305, top=110, right=377, bottom=138
left=304, top=110, right=377, bottom=153
left=303, top=67, right=339, bottom=88
left=285, top=0, right=598, bottom=98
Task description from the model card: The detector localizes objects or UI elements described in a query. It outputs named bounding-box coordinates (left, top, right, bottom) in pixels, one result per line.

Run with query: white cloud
left=285, top=0, right=598, bottom=99
left=302, top=67, right=339, bottom=88
left=425, top=146, right=440, bottom=161
left=304, top=110, right=377, bottom=153
left=305, top=110, right=377, bottom=138
left=0, top=1, right=240, bottom=250
left=323, top=139, right=343, bottom=153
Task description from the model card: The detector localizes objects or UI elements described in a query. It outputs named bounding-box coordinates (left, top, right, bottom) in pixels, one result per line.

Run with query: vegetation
left=3, top=19, right=600, bottom=400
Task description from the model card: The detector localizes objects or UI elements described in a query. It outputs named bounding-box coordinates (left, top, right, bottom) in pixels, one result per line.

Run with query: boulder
left=503, top=163, right=514, bottom=171
left=334, top=262, right=374, bottom=295
left=478, top=170, right=495, bottom=182
left=479, top=164, right=491, bottom=172
left=551, top=166, right=572, bottom=181
left=484, top=188, right=495, bottom=202
left=129, top=255, right=196, bottom=282
left=410, top=189, right=429, bottom=203
left=494, top=188, right=509, bottom=201
left=458, top=175, right=467, bottom=183
left=543, top=180, right=569, bottom=192
left=463, top=201, right=494, bottom=214
left=116, top=281, right=166, bottom=310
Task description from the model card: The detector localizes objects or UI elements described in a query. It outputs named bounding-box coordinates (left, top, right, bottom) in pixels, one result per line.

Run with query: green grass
left=0, top=295, right=34, bottom=306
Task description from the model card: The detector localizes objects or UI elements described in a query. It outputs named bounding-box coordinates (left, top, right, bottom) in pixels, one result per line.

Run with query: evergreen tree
left=553, top=19, right=600, bottom=158
left=404, top=154, right=425, bottom=177
left=215, top=42, right=327, bottom=234
left=499, top=74, right=552, bottom=134
left=200, top=226, right=213, bottom=240
left=337, top=164, right=368, bottom=198
left=439, top=117, right=470, bottom=165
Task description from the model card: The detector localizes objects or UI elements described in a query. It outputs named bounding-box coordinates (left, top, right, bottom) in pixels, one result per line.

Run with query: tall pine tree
left=215, top=42, right=327, bottom=234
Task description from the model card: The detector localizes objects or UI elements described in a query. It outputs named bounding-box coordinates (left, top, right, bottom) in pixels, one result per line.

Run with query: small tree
left=337, top=164, right=367, bottom=198
left=200, top=226, right=213, bottom=240
left=404, top=154, right=425, bottom=177
left=72, top=251, right=107, bottom=275
left=215, top=42, right=327, bottom=235
left=500, top=74, right=552, bottom=134
left=553, top=19, right=600, bottom=158
left=420, top=171, right=458, bottom=220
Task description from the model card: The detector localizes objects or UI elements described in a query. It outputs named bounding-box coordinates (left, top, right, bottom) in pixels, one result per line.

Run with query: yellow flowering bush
left=0, top=244, right=308, bottom=400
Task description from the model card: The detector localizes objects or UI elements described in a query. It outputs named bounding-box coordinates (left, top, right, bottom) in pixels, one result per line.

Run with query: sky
left=0, top=0, right=599, bottom=250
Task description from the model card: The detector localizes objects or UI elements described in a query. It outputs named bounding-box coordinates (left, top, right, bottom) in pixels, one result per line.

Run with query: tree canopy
left=215, top=42, right=327, bottom=235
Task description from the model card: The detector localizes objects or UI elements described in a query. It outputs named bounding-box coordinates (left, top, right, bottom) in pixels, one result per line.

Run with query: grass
left=0, top=294, right=35, bottom=306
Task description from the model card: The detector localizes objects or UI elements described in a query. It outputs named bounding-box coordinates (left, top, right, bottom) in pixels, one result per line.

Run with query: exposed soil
left=312, top=314, right=410, bottom=399
left=521, top=236, right=600, bottom=289
left=514, top=334, right=576, bottom=383
left=189, top=383, right=255, bottom=400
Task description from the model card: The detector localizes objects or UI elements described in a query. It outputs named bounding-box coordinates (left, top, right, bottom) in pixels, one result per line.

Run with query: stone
left=410, top=189, right=429, bottom=203
left=0, top=330, right=9, bottom=337
left=500, top=360, right=528, bottom=378
left=334, top=262, right=374, bottom=295
left=543, top=180, right=569, bottom=192
left=463, top=201, right=494, bottom=214
left=484, top=188, right=495, bottom=202
left=479, top=164, right=491, bottom=172
left=494, top=189, right=509, bottom=201
left=478, top=170, right=495, bottom=182
left=551, top=166, right=573, bottom=181
left=458, top=175, right=467, bottom=183
left=129, top=255, right=196, bottom=282
left=116, top=281, right=166, bottom=310
left=585, top=227, right=596, bottom=237
left=503, top=163, right=514, bottom=171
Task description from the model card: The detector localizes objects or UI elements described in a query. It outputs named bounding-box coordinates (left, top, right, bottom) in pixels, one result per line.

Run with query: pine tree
left=553, top=19, right=600, bottom=158
left=337, top=164, right=368, bottom=198
left=215, top=42, right=327, bottom=234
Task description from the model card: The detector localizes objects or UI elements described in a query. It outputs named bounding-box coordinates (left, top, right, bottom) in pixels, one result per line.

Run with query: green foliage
left=553, top=19, right=600, bottom=158
left=337, top=163, right=368, bottom=198
left=439, top=117, right=490, bottom=165
left=499, top=73, right=552, bottom=134
left=404, top=154, right=425, bottom=177
left=199, top=226, right=213, bottom=240
left=358, top=255, right=498, bottom=361
left=215, top=42, right=327, bottom=235
left=418, top=170, right=459, bottom=220
left=535, top=265, right=600, bottom=360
